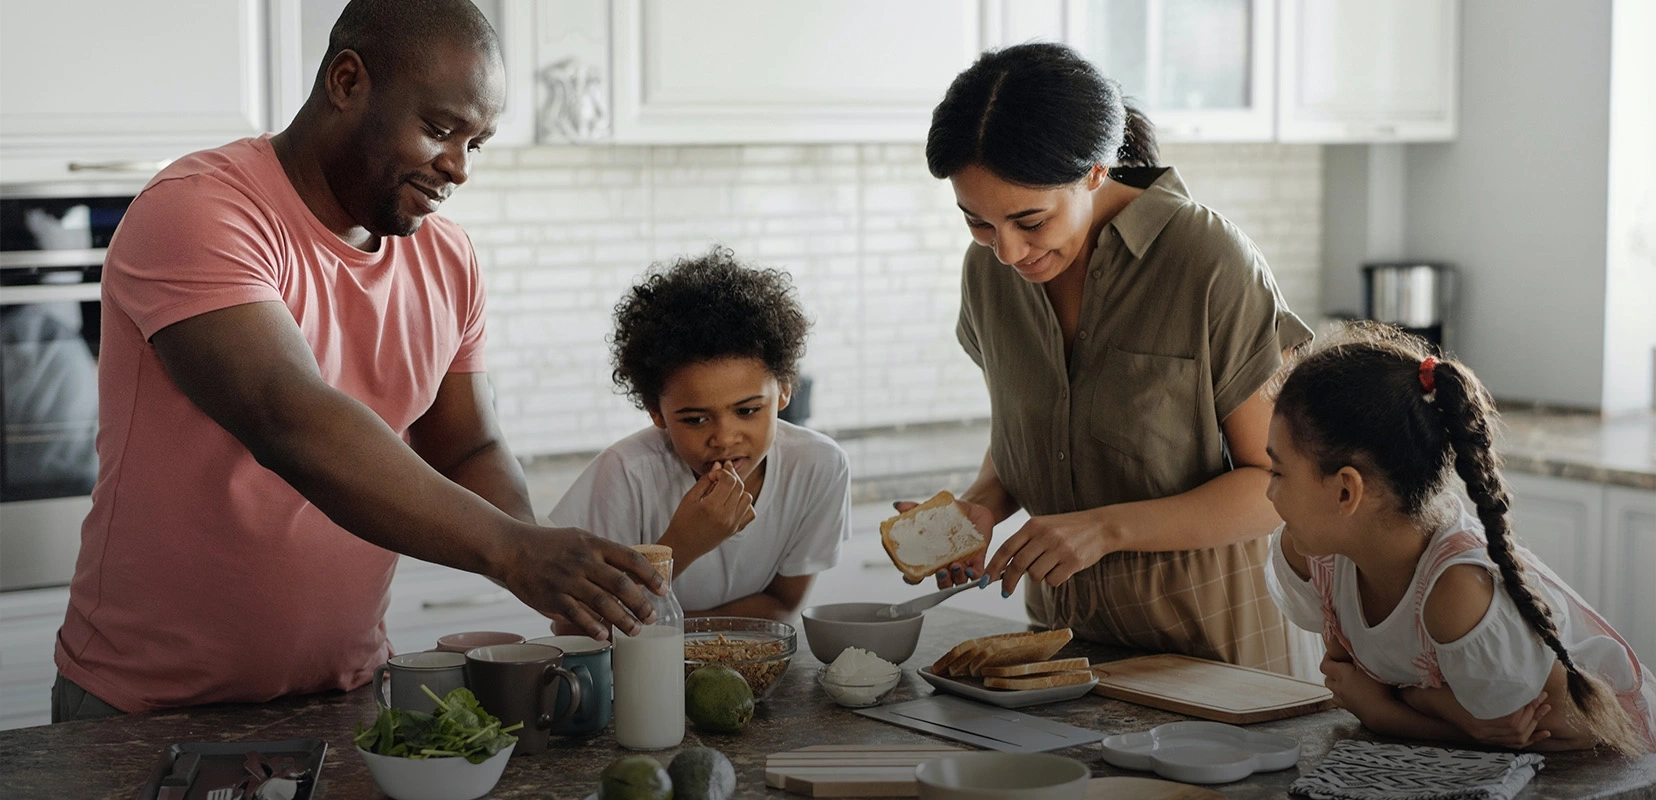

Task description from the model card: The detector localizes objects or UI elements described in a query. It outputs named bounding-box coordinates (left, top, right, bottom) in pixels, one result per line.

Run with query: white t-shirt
left=1267, top=498, right=1656, bottom=732
left=548, top=420, right=852, bottom=611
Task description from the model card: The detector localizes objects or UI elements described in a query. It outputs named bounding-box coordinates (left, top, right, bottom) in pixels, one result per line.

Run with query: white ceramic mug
left=372, top=651, right=469, bottom=713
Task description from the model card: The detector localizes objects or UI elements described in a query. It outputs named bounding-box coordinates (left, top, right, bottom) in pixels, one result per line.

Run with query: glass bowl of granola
left=683, top=617, right=797, bottom=701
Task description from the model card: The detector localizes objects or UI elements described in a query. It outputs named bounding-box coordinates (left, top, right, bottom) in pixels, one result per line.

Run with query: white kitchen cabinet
left=1277, top=0, right=1459, bottom=142
left=1063, top=0, right=1277, bottom=142
left=608, top=0, right=988, bottom=144
left=0, top=586, right=70, bottom=730
left=1506, top=472, right=1605, bottom=609
left=1602, top=486, right=1656, bottom=664
left=269, top=0, right=537, bottom=144
left=0, top=0, right=268, bottom=182
left=1504, top=473, right=1656, bottom=667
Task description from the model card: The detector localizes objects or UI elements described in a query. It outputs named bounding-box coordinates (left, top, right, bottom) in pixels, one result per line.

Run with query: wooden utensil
left=1087, top=777, right=1226, bottom=799
left=1090, top=654, right=1335, bottom=724
left=764, top=744, right=967, bottom=797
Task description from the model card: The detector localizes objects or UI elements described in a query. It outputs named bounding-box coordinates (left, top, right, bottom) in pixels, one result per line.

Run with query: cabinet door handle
left=67, top=159, right=171, bottom=173
left=421, top=590, right=512, bottom=609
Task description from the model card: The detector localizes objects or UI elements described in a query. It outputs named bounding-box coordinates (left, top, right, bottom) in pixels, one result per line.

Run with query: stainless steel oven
left=1, top=181, right=141, bottom=591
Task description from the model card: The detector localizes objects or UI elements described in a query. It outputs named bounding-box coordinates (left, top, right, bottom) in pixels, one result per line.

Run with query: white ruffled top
left=1267, top=498, right=1655, bottom=733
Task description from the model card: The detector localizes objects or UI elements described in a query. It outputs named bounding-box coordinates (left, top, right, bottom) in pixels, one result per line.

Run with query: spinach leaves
left=353, top=685, right=522, bottom=764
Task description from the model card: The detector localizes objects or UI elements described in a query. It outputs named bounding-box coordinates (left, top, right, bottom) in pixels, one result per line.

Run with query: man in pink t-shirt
left=53, top=0, right=664, bottom=719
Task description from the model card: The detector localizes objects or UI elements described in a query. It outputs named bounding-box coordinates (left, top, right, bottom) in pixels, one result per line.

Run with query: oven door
left=1, top=268, right=100, bottom=591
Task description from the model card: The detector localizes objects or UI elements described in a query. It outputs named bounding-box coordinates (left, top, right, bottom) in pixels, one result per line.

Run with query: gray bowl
left=800, top=602, right=924, bottom=664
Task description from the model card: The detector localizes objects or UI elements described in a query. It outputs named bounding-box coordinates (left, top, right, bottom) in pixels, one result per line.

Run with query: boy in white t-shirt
left=549, top=247, right=850, bottom=620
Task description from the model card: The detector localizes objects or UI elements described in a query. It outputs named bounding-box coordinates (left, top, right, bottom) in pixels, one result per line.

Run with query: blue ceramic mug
left=528, top=635, right=612, bottom=735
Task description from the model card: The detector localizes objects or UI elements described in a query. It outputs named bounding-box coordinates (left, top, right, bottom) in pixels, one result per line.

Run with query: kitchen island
left=4, top=608, right=1653, bottom=799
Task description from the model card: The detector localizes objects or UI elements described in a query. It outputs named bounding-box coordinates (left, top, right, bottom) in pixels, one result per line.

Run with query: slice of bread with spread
left=879, top=490, right=988, bottom=583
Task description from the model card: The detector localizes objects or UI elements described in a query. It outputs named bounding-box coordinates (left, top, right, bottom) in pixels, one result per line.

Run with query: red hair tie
left=1419, top=356, right=1438, bottom=394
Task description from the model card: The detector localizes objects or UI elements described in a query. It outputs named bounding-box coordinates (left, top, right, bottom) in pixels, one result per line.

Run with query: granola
left=684, top=633, right=790, bottom=696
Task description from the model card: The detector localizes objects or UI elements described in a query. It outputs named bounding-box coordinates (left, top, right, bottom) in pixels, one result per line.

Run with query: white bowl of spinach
left=353, top=685, right=521, bottom=800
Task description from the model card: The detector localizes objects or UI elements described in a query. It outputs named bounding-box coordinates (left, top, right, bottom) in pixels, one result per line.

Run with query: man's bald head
left=316, top=0, right=501, bottom=91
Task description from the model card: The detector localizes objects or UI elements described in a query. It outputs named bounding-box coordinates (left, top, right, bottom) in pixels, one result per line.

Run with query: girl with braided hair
left=1264, top=323, right=1654, bottom=755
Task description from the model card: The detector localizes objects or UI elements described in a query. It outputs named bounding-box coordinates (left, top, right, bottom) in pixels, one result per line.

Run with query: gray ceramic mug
left=528, top=635, right=613, bottom=735
left=464, top=643, right=581, bottom=756
left=372, top=651, right=469, bottom=713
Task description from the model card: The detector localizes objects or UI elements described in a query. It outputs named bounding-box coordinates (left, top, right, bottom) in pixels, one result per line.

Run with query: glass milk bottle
left=612, top=543, right=685, bottom=750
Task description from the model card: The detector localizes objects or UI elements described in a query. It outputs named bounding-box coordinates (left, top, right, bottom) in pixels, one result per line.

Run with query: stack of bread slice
left=928, top=628, right=1093, bottom=690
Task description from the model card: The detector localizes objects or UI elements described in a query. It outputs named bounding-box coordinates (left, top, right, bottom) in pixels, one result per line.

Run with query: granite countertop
left=1498, top=408, right=1656, bottom=490
left=5, top=608, right=1653, bottom=799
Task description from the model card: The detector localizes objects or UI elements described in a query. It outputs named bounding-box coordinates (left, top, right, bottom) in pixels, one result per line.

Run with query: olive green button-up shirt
left=957, top=166, right=1314, bottom=670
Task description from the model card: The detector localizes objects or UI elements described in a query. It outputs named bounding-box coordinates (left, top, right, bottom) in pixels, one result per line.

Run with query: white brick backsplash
left=451, top=142, right=1322, bottom=458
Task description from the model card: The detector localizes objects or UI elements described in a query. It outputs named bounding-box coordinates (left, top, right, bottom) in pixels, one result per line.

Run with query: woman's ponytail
left=1116, top=101, right=1160, bottom=168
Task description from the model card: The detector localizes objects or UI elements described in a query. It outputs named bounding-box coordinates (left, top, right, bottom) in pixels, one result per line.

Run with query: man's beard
left=370, top=173, right=425, bottom=238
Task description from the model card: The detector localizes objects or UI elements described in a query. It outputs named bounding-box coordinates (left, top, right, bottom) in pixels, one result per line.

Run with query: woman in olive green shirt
left=919, top=43, right=1313, bottom=672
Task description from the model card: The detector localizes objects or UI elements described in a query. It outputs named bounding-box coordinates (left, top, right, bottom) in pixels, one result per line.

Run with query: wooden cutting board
left=765, top=744, right=968, bottom=797
left=1087, top=777, right=1225, bottom=799
left=1090, top=654, right=1334, bottom=724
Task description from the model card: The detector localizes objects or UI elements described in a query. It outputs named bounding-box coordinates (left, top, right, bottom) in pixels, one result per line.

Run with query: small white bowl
left=915, top=752, right=1089, bottom=800
left=815, top=665, right=902, bottom=708
left=356, top=743, right=514, bottom=800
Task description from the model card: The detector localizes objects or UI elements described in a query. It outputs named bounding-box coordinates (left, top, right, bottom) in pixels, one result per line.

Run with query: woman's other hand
left=893, top=498, right=997, bottom=588
left=983, top=509, right=1114, bottom=595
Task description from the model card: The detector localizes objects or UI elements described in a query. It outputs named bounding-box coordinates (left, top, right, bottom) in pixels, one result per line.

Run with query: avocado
left=598, top=755, right=673, bottom=800
left=667, top=747, right=736, bottom=800
left=684, top=665, right=754, bottom=734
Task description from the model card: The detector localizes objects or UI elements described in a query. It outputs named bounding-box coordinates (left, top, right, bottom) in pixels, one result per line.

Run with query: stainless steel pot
left=1361, top=262, right=1454, bottom=356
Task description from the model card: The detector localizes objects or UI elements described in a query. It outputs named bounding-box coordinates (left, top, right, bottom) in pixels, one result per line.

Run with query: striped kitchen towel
left=1291, top=740, right=1545, bottom=800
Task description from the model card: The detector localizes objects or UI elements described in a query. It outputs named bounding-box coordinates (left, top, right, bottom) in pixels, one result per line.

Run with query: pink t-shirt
left=55, top=136, right=487, bottom=712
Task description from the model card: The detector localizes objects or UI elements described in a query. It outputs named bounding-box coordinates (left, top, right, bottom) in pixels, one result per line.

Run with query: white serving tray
left=917, top=666, right=1098, bottom=709
left=1100, top=720, right=1300, bottom=784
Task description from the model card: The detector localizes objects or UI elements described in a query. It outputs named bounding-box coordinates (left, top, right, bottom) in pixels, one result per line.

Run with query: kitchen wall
left=439, top=142, right=1322, bottom=458
left=1403, top=0, right=1614, bottom=410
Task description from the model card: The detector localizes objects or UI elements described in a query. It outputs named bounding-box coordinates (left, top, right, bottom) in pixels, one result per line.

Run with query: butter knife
left=877, top=574, right=991, bottom=619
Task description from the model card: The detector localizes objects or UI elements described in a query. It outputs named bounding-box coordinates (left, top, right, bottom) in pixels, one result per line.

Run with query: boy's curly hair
left=610, top=246, right=810, bottom=411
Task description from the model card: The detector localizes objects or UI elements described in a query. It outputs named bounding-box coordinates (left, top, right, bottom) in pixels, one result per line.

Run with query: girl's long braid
left=1432, top=361, right=1645, bottom=756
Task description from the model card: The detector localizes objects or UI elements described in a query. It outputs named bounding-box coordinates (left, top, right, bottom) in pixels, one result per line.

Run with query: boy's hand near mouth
left=658, top=460, right=757, bottom=575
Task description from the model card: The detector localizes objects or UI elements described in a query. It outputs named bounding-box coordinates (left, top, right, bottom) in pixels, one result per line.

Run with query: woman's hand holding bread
left=884, top=491, right=995, bottom=588
left=657, top=461, right=756, bottom=572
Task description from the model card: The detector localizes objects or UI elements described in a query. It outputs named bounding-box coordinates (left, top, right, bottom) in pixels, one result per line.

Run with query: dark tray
left=134, top=738, right=327, bottom=800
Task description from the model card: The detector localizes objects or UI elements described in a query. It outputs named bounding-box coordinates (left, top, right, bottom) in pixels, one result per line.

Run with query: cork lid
left=631, top=544, right=674, bottom=583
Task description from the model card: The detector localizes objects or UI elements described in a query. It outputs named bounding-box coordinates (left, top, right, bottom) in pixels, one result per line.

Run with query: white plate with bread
left=917, top=629, right=1097, bottom=708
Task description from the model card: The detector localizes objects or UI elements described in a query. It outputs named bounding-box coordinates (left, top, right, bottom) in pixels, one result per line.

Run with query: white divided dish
left=1099, top=721, right=1300, bottom=784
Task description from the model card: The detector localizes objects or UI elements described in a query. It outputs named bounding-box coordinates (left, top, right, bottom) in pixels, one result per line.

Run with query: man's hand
left=659, top=462, right=755, bottom=570
left=497, top=526, right=666, bottom=640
